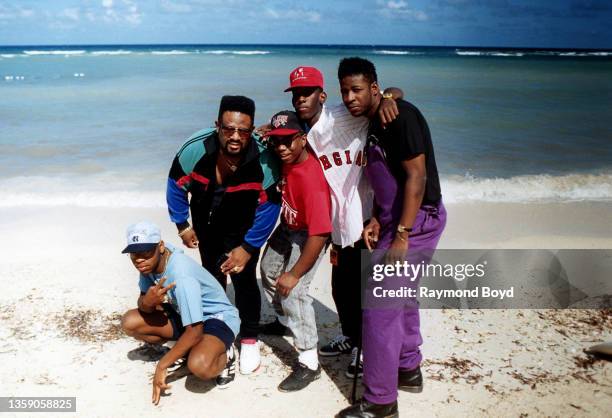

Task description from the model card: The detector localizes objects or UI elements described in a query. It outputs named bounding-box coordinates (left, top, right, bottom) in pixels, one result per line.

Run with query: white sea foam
left=150, top=50, right=191, bottom=55
left=0, top=190, right=166, bottom=208
left=455, top=50, right=483, bottom=56
left=0, top=176, right=165, bottom=208
left=442, top=173, right=612, bottom=204
left=373, top=50, right=422, bottom=55
left=457, top=49, right=611, bottom=58
left=23, top=50, right=86, bottom=56
left=90, top=50, right=133, bottom=56
left=1, top=54, right=16, bottom=58
left=490, top=52, right=524, bottom=57
left=1, top=173, right=610, bottom=208
left=202, top=50, right=271, bottom=55
left=456, top=50, right=524, bottom=57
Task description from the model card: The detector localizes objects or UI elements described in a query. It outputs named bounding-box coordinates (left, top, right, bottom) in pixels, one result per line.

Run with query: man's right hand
left=180, top=229, right=199, bottom=248
left=363, top=217, right=380, bottom=251
left=142, top=277, right=176, bottom=310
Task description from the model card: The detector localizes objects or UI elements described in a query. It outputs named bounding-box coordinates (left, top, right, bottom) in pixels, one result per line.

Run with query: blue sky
left=0, top=0, right=610, bottom=48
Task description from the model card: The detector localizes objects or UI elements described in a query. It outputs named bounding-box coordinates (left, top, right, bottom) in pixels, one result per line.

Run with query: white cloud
left=378, top=0, right=428, bottom=21
left=161, top=0, right=192, bottom=13
left=387, top=1, right=408, bottom=9
left=0, top=4, right=35, bottom=20
left=61, top=8, right=80, bottom=22
left=264, top=8, right=321, bottom=23
left=98, top=0, right=141, bottom=25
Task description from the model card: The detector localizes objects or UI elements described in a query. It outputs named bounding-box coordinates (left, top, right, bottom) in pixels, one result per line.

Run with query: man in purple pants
left=335, top=57, right=446, bottom=418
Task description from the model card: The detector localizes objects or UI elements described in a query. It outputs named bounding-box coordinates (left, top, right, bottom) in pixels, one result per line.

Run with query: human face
left=291, top=87, right=326, bottom=124
left=129, top=242, right=163, bottom=275
left=270, top=133, right=307, bottom=164
left=216, top=111, right=253, bottom=155
left=340, top=74, right=379, bottom=117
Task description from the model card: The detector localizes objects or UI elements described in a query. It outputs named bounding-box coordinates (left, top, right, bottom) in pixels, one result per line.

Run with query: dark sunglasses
left=220, top=124, right=252, bottom=140
left=268, top=133, right=303, bottom=148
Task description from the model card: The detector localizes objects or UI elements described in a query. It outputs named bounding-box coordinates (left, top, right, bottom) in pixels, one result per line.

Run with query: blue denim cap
left=122, top=220, right=161, bottom=253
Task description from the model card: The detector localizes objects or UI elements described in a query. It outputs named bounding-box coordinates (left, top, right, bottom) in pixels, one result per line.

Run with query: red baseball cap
left=284, top=66, right=324, bottom=92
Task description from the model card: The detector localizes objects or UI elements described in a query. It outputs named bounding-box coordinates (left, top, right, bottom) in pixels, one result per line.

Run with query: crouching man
left=120, top=221, right=241, bottom=405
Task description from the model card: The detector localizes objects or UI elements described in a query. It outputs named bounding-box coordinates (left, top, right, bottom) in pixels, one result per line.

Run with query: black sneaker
left=278, top=362, right=321, bottom=392
left=215, top=346, right=236, bottom=389
left=398, top=366, right=423, bottom=393
left=261, top=318, right=289, bottom=336
left=319, top=335, right=353, bottom=356
left=345, top=347, right=363, bottom=378
left=335, top=399, right=398, bottom=418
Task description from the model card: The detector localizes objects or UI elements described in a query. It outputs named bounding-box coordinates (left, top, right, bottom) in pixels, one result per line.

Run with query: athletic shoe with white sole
left=215, top=346, right=236, bottom=388
left=318, top=334, right=353, bottom=357
left=345, top=346, right=363, bottom=378
left=239, top=338, right=261, bottom=375
left=278, top=362, right=321, bottom=392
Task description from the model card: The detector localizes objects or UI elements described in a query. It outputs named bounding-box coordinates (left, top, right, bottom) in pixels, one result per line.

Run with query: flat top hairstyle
left=337, top=57, right=378, bottom=84
left=217, top=95, right=256, bottom=122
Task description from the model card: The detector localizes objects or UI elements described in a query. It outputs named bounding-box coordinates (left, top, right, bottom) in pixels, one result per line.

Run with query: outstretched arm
left=152, top=322, right=203, bottom=405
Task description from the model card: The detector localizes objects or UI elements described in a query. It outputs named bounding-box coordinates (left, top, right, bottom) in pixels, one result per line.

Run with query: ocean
left=1, top=44, right=611, bottom=207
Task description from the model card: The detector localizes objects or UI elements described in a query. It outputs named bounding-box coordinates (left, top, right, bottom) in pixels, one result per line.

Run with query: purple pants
left=362, top=143, right=447, bottom=404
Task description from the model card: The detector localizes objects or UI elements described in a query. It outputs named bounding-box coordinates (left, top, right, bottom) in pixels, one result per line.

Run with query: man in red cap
left=260, top=110, right=333, bottom=392
left=261, top=66, right=403, bottom=380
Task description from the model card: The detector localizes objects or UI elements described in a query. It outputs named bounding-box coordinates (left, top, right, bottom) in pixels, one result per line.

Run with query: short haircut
left=337, top=57, right=378, bottom=84
left=218, top=95, right=256, bottom=122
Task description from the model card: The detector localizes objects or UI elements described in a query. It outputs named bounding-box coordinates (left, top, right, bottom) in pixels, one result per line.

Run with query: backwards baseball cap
left=266, top=110, right=303, bottom=137
left=122, top=220, right=161, bottom=254
left=284, top=66, right=324, bottom=92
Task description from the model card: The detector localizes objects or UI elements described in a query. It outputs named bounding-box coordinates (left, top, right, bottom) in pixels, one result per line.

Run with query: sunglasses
left=268, top=133, right=303, bottom=148
left=220, top=124, right=253, bottom=140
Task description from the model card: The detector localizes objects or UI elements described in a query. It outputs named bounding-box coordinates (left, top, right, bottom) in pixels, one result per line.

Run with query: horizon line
left=1, top=43, right=610, bottom=51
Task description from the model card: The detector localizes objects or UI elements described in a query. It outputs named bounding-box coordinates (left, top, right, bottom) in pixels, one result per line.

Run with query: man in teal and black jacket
left=166, top=95, right=280, bottom=379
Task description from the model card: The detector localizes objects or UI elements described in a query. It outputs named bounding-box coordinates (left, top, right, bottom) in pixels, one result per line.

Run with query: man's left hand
left=220, top=246, right=252, bottom=275
left=277, top=272, right=299, bottom=297
left=152, top=365, right=170, bottom=406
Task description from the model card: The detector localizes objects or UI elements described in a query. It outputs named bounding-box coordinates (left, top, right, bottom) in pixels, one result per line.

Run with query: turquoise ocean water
left=1, top=44, right=611, bottom=207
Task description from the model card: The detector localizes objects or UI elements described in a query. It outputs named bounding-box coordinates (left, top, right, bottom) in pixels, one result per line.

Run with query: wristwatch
left=382, top=92, right=394, bottom=100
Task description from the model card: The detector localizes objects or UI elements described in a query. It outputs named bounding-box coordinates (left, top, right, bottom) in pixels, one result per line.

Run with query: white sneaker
left=239, top=338, right=261, bottom=375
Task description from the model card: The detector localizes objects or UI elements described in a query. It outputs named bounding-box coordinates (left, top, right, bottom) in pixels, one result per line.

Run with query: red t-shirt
left=280, top=151, right=332, bottom=236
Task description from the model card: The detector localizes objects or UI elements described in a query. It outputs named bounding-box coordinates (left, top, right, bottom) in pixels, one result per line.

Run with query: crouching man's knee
left=121, top=309, right=141, bottom=337
left=188, top=354, right=218, bottom=380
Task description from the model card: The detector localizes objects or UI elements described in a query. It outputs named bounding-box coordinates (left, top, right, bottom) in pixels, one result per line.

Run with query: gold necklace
left=158, top=249, right=171, bottom=278
left=219, top=152, right=239, bottom=172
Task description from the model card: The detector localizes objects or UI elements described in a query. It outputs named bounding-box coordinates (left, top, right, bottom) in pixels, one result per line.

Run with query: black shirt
left=368, top=99, right=442, bottom=205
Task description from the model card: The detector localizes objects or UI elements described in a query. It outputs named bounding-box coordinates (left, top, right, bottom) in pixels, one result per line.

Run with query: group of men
left=120, top=57, right=446, bottom=418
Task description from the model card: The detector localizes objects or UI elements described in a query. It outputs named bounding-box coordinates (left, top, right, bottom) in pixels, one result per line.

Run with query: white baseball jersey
left=307, top=104, right=373, bottom=247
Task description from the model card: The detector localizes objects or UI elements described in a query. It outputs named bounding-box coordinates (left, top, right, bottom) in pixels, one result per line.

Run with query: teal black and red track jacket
left=167, top=128, right=281, bottom=254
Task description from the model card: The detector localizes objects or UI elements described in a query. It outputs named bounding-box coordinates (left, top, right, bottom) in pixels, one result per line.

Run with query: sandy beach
left=1, top=201, right=610, bottom=417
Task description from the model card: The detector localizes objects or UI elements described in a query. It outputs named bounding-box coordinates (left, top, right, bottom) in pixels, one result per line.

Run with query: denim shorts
left=162, top=303, right=235, bottom=350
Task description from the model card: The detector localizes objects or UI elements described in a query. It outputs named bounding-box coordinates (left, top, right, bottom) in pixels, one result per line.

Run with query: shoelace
left=330, top=334, right=349, bottom=347
left=350, top=348, right=363, bottom=366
